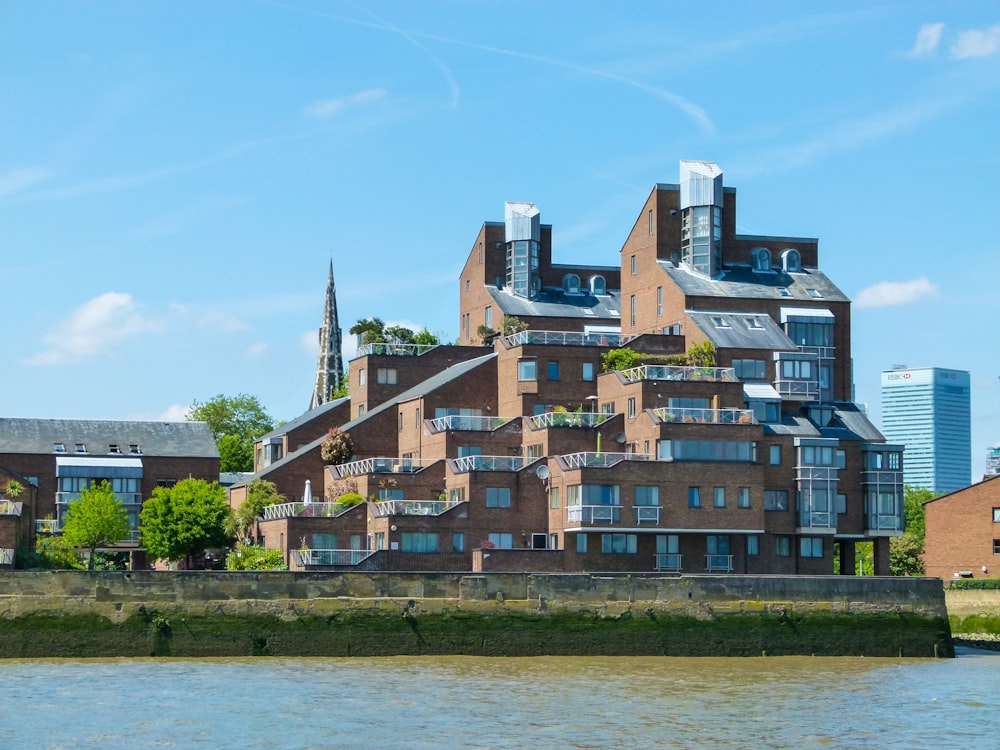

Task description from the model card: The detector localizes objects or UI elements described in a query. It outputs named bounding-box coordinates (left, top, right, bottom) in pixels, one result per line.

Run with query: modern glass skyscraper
left=880, top=367, right=971, bottom=493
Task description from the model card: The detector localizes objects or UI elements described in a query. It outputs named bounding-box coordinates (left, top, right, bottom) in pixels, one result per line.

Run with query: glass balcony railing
left=652, top=407, right=756, bottom=425
left=705, top=554, right=734, bottom=572
left=263, top=502, right=352, bottom=520
left=620, top=365, right=737, bottom=383
left=452, top=455, right=525, bottom=473
left=634, top=506, right=660, bottom=524
left=566, top=505, right=621, bottom=524
left=429, top=415, right=509, bottom=432
left=373, top=499, right=464, bottom=517
left=528, top=412, right=611, bottom=429
left=502, top=330, right=628, bottom=348
left=295, top=548, right=375, bottom=566
left=655, top=553, right=682, bottom=572
left=356, top=342, right=437, bottom=357
left=559, top=452, right=653, bottom=469
left=331, top=457, right=434, bottom=478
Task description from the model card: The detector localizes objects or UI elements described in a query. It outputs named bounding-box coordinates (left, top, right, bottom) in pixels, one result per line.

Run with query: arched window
left=781, top=249, right=801, bottom=273
left=752, top=247, right=771, bottom=272
left=563, top=274, right=581, bottom=294
left=589, top=275, right=606, bottom=295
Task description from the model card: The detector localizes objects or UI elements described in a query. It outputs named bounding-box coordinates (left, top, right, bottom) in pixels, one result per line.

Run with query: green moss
left=949, top=613, right=1000, bottom=635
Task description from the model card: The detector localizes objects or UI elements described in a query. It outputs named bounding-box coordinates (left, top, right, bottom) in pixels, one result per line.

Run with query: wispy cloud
left=905, top=22, right=944, bottom=58
left=304, top=88, right=387, bottom=119
left=245, top=342, right=269, bottom=360
left=951, top=24, right=1000, bottom=59
left=25, top=292, right=159, bottom=365
left=854, top=277, right=940, bottom=309
left=158, top=404, right=191, bottom=422
left=0, top=166, right=51, bottom=197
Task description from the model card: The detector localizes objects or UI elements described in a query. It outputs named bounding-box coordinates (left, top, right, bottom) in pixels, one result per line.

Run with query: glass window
left=485, top=487, right=511, bottom=508
left=992, top=508, right=1000, bottom=523
left=634, top=486, right=659, bottom=506
left=800, top=537, right=824, bottom=558
left=782, top=249, right=801, bottom=272
left=630, top=295, right=636, bottom=328
left=631, top=255, right=637, bottom=275
left=582, top=362, right=595, bottom=382
left=313, top=533, right=337, bottom=549
left=764, top=490, right=788, bottom=511
left=449, top=487, right=466, bottom=504
left=452, top=533, right=465, bottom=553
left=488, top=533, right=513, bottom=549
left=836, top=450, right=847, bottom=469
left=733, top=359, right=767, bottom=380
left=563, top=274, right=581, bottom=294
left=550, top=487, right=560, bottom=509
left=776, top=536, right=791, bottom=557
left=457, top=446, right=482, bottom=458
left=601, top=534, right=637, bottom=554
left=576, top=534, right=587, bottom=554
left=627, top=398, right=636, bottom=419
left=657, top=286, right=663, bottom=316
left=401, top=532, right=439, bottom=553
left=670, top=440, right=755, bottom=463
left=738, top=487, right=750, bottom=508
left=707, top=535, right=730, bottom=555
left=518, top=360, right=537, bottom=381
left=713, top=487, right=726, bottom=508
left=378, top=488, right=404, bottom=500
left=770, top=445, right=782, bottom=465
left=590, top=276, right=606, bottom=295
left=377, top=367, right=397, bottom=385
left=747, top=536, right=760, bottom=556
left=358, top=368, right=366, bottom=386
left=547, top=361, right=560, bottom=381
left=484, top=306, right=492, bottom=329
left=688, top=487, right=701, bottom=508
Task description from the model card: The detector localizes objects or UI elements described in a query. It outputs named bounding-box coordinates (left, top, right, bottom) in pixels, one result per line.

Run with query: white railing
left=452, top=455, right=525, bottom=472
left=652, top=407, right=756, bottom=425
left=773, top=378, right=819, bottom=399
left=0, top=549, right=14, bottom=565
left=634, top=506, right=660, bottom=524
left=705, top=554, right=734, bottom=572
left=502, top=330, right=629, bottom=348
left=296, top=548, right=375, bottom=566
left=559, top=452, right=653, bottom=469
left=373, top=499, right=463, bottom=517
left=35, top=518, right=59, bottom=534
left=655, top=553, right=682, bottom=572
left=528, top=412, right=610, bottom=429
left=0, top=501, right=23, bottom=516
left=263, top=502, right=351, bottom=520
left=356, top=342, right=437, bottom=357
left=429, top=415, right=509, bottom=432
left=620, top=365, right=737, bottom=383
left=332, top=457, right=433, bottom=478
left=566, top=505, right=621, bottom=524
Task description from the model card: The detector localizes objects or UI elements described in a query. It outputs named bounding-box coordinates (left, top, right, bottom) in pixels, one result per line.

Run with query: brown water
left=2, top=652, right=997, bottom=748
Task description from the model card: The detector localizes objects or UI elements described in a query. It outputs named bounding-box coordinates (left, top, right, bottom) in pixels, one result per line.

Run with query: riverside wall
left=0, top=571, right=953, bottom=658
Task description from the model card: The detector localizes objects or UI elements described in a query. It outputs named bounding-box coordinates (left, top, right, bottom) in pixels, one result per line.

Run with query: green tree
left=188, top=393, right=274, bottom=472
left=228, top=479, right=285, bottom=545
left=140, top=479, right=233, bottom=568
left=686, top=340, right=716, bottom=367
left=602, top=347, right=642, bottom=372
left=350, top=318, right=440, bottom=347
left=349, top=317, right=386, bottom=345
left=502, top=315, right=528, bottom=335
left=412, top=328, right=441, bottom=346
left=60, top=480, right=131, bottom=571
left=889, top=486, right=937, bottom=576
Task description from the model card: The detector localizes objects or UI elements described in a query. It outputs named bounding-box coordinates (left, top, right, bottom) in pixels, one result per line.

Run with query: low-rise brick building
left=924, top=476, right=1000, bottom=580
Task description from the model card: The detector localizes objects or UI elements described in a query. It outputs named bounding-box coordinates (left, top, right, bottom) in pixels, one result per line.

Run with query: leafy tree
left=349, top=317, right=386, bottom=345
left=321, top=427, right=355, bottom=465
left=602, top=347, right=642, bottom=372
left=140, top=479, right=233, bottom=568
left=188, top=393, right=274, bottom=472
left=502, top=315, right=528, bottom=335
left=889, top=486, right=937, bottom=576
left=60, top=480, right=131, bottom=571
left=412, top=328, right=441, bottom=346
left=686, top=340, right=716, bottom=367
left=228, top=479, right=285, bottom=545
left=476, top=324, right=499, bottom=345
left=350, top=318, right=440, bottom=346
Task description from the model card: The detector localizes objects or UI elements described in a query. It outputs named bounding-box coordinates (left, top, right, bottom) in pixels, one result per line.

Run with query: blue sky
left=2, top=1, right=999, bottom=480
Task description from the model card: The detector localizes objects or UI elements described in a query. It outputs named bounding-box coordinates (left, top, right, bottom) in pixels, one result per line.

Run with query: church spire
left=310, top=259, right=344, bottom=410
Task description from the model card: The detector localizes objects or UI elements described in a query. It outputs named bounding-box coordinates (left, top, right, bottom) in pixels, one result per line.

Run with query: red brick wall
left=925, top=478, right=1000, bottom=579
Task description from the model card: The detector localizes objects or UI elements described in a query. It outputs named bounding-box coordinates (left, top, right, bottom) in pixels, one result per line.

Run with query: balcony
left=35, top=518, right=59, bottom=534
left=773, top=378, right=819, bottom=400
left=263, top=502, right=352, bottom=520
left=559, top=452, right=653, bottom=469
left=528, top=412, right=611, bottom=429
left=502, top=330, right=629, bottom=348
left=620, top=365, right=737, bottom=383
left=357, top=342, right=437, bottom=357
left=452, top=455, right=525, bottom=473
left=294, top=548, right=376, bottom=567
left=57, top=492, right=142, bottom=507
left=797, top=511, right=836, bottom=532
left=634, top=506, right=660, bottom=524
left=429, top=415, right=509, bottom=432
left=373, top=499, right=464, bottom=517
left=652, top=407, right=756, bottom=426
left=655, top=553, right=682, bottom=572
left=0, top=549, right=14, bottom=565
left=705, top=554, right=734, bottom=572
left=566, top=505, right=621, bottom=524
left=0, top=501, right=23, bottom=516
left=332, top=457, right=434, bottom=478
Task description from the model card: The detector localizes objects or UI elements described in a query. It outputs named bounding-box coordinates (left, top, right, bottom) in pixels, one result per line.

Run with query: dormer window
left=807, top=288, right=822, bottom=299
left=562, top=274, right=581, bottom=295
left=54, top=443, right=65, bottom=453
left=745, top=318, right=764, bottom=330
left=129, top=444, right=141, bottom=454
left=589, top=275, right=606, bottom=295
left=75, top=443, right=86, bottom=453
left=752, top=247, right=771, bottom=272
left=109, top=444, right=121, bottom=454
left=782, top=249, right=801, bottom=273
left=712, top=316, right=730, bottom=328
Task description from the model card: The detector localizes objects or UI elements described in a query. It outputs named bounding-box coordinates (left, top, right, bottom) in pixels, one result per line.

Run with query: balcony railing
left=0, top=501, right=23, bottom=516
left=502, top=330, right=628, bottom=348
left=559, top=452, right=653, bottom=469
left=295, top=548, right=376, bottom=567
left=620, top=365, right=737, bottom=383
left=866, top=514, right=903, bottom=532
left=452, top=455, right=525, bottom=473
left=652, top=407, right=756, bottom=426
left=634, top=506, right=660, bottom=524
left=373, top=499, right=463, bottom=517
left=773, top=378, right=819, bottom=399
left=332, top=457, right=434, bottom=478
left=566, top=505, right=621, bottom=524
left=655, top=553, right=682, bottom=572
left=429, top=415, right=509, bottom=432
left=263, top=502, right=351, bottom=520
left=798, top=511, right=834, bottom=529
left=36, top=518, right=59, bottom=534
left=57, top=492, right=142, bottom=507
left=356, top=342, right=437, bottom=357
left=705, top=554, right=734, bottom=572
left=0, top=549, right=14, bottom=565
left=528, top=412, right=610, bottom=429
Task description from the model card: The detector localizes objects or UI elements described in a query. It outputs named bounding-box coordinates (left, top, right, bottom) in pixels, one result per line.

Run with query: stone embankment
left=0, top=571, right=953, bottom=658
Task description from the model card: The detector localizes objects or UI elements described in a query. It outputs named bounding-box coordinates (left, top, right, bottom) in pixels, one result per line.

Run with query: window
left=782, top=249, right=801, bottom=272
left=484, top=306, right=492, bottom=329
left=630, top=255, right=637, bottom=275
left=836, top=494, right=847, bottom=514
left=526, top=444, right=543, bottom=459
left=313, top=533, right=337, bottom=549
left=590, top=275, right=606, bottom=295
left=54, top=443, right=65, bottom=452
left=108, top=444, right=120, bottom=454
left=75, top=443, right=86, bottom=453
left=994, top=539, right=1000, bottom=555
left=465, top=279, right=470, bottom=292
left=836, top=450, right=847, bottom=469
left=764, top=490, right=788, bottom=511
left=485, top=487, right=511, bottom=508
left=518, top=359, right=537, bottom=381
left=357, top=404, right=366, bottom=416
left=634, top=486, right=659, bottom=506
left=377, top=367, right=397, bottom=385
left=401, top=532, right=439, bottom=553
left=577, top=534, right=588, bottom=553
left=992, top=508, right=1000, bottom=523
left=656, top=286, right=663, bottom=316
left=457, top=446, right=482, bottom=458
left=630, top=295, right=636, bottom=328
left=807, top=288, right=822, bottom=299
left=449, top=487, right=466, bottom=504
left=547, top=361, right=560, bottom=381
left=738, top=487, right=751, bottom=508
left=753, top=247, right=771, bottom=271
left=775, top=536, right=791, bottom=557
left=669, top=440, right=755, bottom=463
left=157, top=479, right=177, bottom=489
left=129, top=444, right=140, bottom=454
left=398, top=413, right=404, bottom=432
left=712, top=316, right=730, bottom=328
left=800, top=537, right=824, bottom=558
left=415, top=407, right=420, bottom=426
left=601, top=534, right=637, bottom=554
left=378, top=488, right=404, bottom=500
left=713, top=487, right=726, bottom=508
left=648, top=209, right=653, bottom=235
left=550, top=486, right=560, bottom=509
left=582, top=362, right=595, bottom=382
left=688, top=487, right=701, bottom=508
left=478, top=242, right=483, bottom=263
left=747, top=536, right=760, bottom=556
left=733, top=359, right=767, bottom=380
left=601, top=402, right=615, bottom=415
left=488, top=533, right=513, bottom=549
left=770, top=445, right=782, bottom=465
left=359, top=368, right=366, bottom=386
left=453, top=533, right=465, bottom=553
left=627, top=397, right=636, bottom=419
left=707, top=535, right=730, bottom=555
left=563, top=274, right=581, bottom=294
left=745, top=318, right=764, bottom=330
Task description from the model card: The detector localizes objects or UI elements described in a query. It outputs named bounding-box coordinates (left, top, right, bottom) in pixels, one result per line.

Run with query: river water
left=2, top=651, right=998, bottom=749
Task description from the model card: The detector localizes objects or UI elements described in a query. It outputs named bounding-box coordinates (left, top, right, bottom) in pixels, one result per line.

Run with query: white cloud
left=0, top=166, right=50, bottom=197
left=905, top=22, right=944, bottom=58
left=158, top=404, right=191, bottom=422
left=303, top=89, right=387, bottom=119
left=854, top=277, right=940, bottom=309
left=245, top=342, right=269, bottom=360
left=24, top=292, right=158, bottom=365
left=951, top=25, right=1000, bottom=59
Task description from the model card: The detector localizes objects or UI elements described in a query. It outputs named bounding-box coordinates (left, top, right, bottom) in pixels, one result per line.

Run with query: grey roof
left=220, top=471, right=255, bottom=487
left=0, top=418, right=219, bottom=458
left=258, top=396, right=349, bottom=441
left=688, top=311, right=797, bottom=351
left=488, top=286, right=621, bottom=321
left=821, top=403, right=886, bottom=442
left=659, top=261, right=850, bottom=303
left=762, top=414, right=821, bottom=437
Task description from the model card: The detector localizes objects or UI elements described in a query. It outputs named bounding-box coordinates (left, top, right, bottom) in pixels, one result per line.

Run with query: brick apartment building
left=256, top=160, right=905, bottom=576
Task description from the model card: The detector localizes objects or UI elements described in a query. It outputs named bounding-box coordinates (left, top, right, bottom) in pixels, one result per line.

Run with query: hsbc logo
left=886, top=373, right=911, bottom=381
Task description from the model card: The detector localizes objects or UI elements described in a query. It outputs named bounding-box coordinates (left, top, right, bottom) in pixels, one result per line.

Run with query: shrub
left=321, top=427, right=355, bottom=464
left=225, top=543, right=287, bottom=571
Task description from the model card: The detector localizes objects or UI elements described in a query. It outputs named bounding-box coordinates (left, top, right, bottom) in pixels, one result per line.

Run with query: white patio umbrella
left=304, top=479, right=313, bottom=504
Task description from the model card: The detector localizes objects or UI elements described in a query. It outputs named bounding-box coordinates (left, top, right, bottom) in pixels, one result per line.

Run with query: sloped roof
left=822, top=403, right=886, bottom=442
left=659, top=261, right=849, bottom=303
left=687, top=310, right=797, bottom=351
left=0, top=418, right=218, bottom=458
left=257, top=396, right=349, bottom=441
left=487, top=286, right=621, bottom=321
left=762, top=414, right=821, bottom=437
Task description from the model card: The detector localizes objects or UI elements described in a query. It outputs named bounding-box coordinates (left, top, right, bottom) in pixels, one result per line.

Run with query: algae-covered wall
left=0, top=571, right=953, bottom=658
